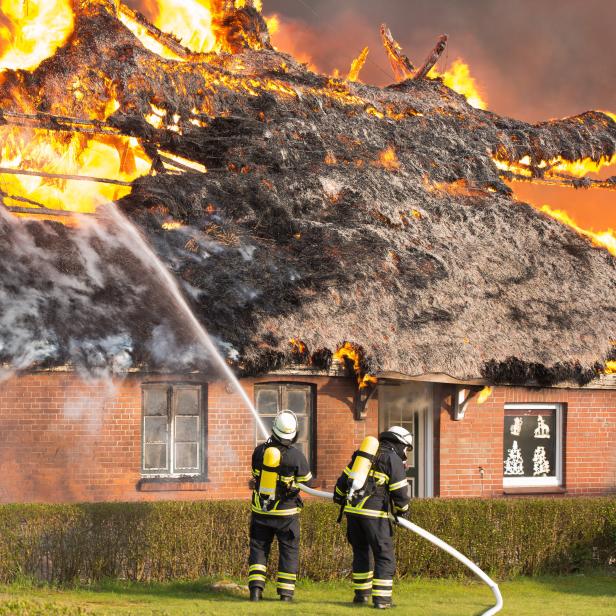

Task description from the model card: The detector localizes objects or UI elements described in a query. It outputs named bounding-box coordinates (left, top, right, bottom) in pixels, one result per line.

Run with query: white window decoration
left=510, top=417, right=523, bottom=436
left=534, top=415, right=550, bottom=439
left=503, top=404, right=564, bottom=489
left=533, top=446, right=551, bottom=476
left=504, top=440, right=524, bottom=475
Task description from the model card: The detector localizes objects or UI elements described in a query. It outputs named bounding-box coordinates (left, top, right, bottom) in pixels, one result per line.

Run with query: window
left=503, top=403, right=563, bottom=488
left=254, top=383, right=315, bottom=469
left=142, top=384, right=206, bottom=477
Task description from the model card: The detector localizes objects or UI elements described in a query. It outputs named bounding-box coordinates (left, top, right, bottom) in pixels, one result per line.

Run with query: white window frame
left=141, top=384, right=205, bottom=479
left=503, top=403, right=563, bottom=488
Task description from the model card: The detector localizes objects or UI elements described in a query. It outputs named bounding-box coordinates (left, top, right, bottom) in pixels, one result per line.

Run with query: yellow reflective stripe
left=369, top=470, right=389, bottom=483
left=277, top=572, right=297, bottom=580
left=279, top=475, right=294, bottom=483
left=335, top=487, right=345, bottom=496
left=251, top=506, right=300, bottom=516
left=395, top=504, right=409, bottom=512
left=344, top=505, right=389, bottom=518
left=352, top=571, right=374, bottom=580
left=276, top=582, right=295, bottom=590
left=249, top=564, right=267, bottom=572
left=353, top=582, right=373, bottom=590
left=372, top=590, right=393, bottom=597
left=389, top=479, right=408, bottom=491
left=296, top=472, right=312, bottom=483
left=373, top=579, right=393, bottom=586
left=343, top=467, right=351, bottom=476
left=252, top=468, right=261, bottom=476
left=248, top=574, right=266, bottom=582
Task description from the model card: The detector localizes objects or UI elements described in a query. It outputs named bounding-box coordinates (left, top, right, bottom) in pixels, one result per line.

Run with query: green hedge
left=0, top=498, right=613, bottom=583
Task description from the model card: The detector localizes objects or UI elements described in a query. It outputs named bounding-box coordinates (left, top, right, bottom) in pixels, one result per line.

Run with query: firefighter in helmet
left=334, top=426, right=413, bottom=609
left=248, top=409, right=312, bottom=602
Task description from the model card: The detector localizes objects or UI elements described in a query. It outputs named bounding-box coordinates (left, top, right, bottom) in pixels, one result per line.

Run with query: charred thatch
left=0, top=1, right=615, bottom=384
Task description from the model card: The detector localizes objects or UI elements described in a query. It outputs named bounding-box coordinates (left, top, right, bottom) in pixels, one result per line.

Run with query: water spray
left=100, top=204, right=269, bottom=437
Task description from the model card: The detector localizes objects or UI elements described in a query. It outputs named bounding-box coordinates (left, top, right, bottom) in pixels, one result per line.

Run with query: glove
left=395, top=506, right=410, bottom=519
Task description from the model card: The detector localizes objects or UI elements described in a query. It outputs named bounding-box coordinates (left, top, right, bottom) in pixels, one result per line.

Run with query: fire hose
left=297, top=483, right=503, bottom=616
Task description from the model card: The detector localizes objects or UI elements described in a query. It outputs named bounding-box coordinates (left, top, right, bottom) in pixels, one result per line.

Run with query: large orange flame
left=539, top=204, right=616, bottom=257
left=429, top=59, right=486, bottom=109
left=0, top=0, right=74, bottom=71
left=0, top=127, right=151, bottom=214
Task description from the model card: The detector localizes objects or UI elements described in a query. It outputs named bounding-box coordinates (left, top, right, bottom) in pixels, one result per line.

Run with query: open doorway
left=378, top=381, right=434, bottom=498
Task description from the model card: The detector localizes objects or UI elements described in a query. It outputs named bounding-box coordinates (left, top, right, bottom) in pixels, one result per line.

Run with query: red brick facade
left=0, top=372, right=614, bottom=503
left=438, top=386, right=616, bottom=498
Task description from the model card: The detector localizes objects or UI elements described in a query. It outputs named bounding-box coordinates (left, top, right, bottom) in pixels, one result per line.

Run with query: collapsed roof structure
left=0, top=0, right=614, bottom=387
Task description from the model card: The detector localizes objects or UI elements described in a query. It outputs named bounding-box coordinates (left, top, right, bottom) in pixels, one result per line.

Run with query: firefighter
left=248, top=409, right=312, bottom=602
left=334, top=426, right=413, bottom=609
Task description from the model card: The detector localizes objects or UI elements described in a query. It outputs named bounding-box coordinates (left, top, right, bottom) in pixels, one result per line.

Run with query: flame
left=150, top=0, right=220, bottom=54
left=429, top=59, right=486, bottom=110
left=0, top=0, right=74, bottom=72
left=539, top=204, right=616, bottom=257
left=604, top=361, right=616, bottom=374
left=289, top=337, right=307, bottom=355
left=334, top=341, right=376, bottom=389
left=378, top=146, right=401, bottom=171
left=496, top=153, right=616, bottom=179
left=359, top=374, right=378, bottom=389
left=162, top=221, right=183, bottom=230
left=0, top=127, right=151, bottom=214
left=348, top=46, right=369, bottom=83
left=476, top=386, right=493, bottom=404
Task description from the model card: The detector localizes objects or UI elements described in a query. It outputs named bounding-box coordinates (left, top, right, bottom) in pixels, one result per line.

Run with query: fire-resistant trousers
left=346, top=514, right=396, bottom=605
left=248, top=513, right=300, bottom=597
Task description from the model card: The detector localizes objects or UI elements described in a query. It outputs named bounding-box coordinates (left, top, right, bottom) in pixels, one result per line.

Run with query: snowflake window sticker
left=504, top=440, right=524, bottom=475
left=533, top=446, right=551, bottom=476
left=534, top=415, right=550, bottom=439
left=510, top=417, right=523, bottom=436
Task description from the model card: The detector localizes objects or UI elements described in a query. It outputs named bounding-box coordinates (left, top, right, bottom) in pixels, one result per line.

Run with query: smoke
left=0, top=205, right=222, bottom=377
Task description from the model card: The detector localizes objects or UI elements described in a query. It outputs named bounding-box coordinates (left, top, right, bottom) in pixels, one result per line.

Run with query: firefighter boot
left=353, top=591, right=370, bottom=605
left=249, top=587, right=262, bottom=602
left=373, top=600, right=392, bottom=609
left=280, top=594, right=293, bottom=602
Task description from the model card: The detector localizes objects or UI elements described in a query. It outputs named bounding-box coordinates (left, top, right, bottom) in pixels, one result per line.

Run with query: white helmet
left=272, top=409, right=298, bottom=442
left=387, top=425, right=413, bottom=449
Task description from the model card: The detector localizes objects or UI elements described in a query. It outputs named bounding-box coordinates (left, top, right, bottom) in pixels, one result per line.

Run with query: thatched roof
left=0, top=2, right=615, bottom=386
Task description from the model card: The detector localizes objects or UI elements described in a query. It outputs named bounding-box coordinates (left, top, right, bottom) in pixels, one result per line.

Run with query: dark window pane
left=144, top=443, right=167, bottom=470
left=256, top=388, right=279, bottom=415
left=175, top=443, right=199, bottom=470
left=504, top=410, right=556, bottom=478
left=295, top=416, right=309, bottom=443
left=287, top=389, right=308, bottom=415
left=256, top=416, right=276, bottom=443
left=176, top=416, right=199, bottom=442
left=143, top=387, right=168, bottom=416
left=175, top=388, right=200, bottom=415
left=144, top=416, right=168, bottom=443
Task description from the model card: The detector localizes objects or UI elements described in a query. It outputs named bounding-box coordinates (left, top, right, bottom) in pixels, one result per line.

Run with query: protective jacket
left=251, top=437, right=312, bottom=516
left=334, top=440, right=410, bottom=518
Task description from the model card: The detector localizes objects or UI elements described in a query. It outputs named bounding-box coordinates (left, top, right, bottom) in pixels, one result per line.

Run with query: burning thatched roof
left=0, top=1, right=615, bottom=386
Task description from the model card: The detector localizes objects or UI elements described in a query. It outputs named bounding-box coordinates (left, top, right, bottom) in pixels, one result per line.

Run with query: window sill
left=137, top=477, right=209, bottom=492
left=503, top=486, right=566, bottom=496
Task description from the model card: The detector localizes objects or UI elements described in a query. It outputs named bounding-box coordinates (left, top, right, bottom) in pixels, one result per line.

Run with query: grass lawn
left=0, top=574, right=614, bottom=615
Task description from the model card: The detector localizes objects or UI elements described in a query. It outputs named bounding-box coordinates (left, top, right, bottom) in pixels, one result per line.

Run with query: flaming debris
left=429, top=59, right=486, bottom=110
left=378, top=146, right=401, bottom=171
left=348, top=47, right=369, bottom=83
left=334, top=342, right=377, bottom=390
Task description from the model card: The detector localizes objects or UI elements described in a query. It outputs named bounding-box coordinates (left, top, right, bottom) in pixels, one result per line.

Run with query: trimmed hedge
left=0, top=497, right=613, bottom=583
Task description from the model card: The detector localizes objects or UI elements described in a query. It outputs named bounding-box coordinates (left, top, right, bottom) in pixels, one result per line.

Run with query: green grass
left=0, top=574, right=614, bottom=615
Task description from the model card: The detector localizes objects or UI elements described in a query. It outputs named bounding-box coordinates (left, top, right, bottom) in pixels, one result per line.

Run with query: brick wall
left=1, top=373, right=613, bottom=503
left=0, top=372, right=376, bottom=503
left=438, top=386, right=616, bottom=498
